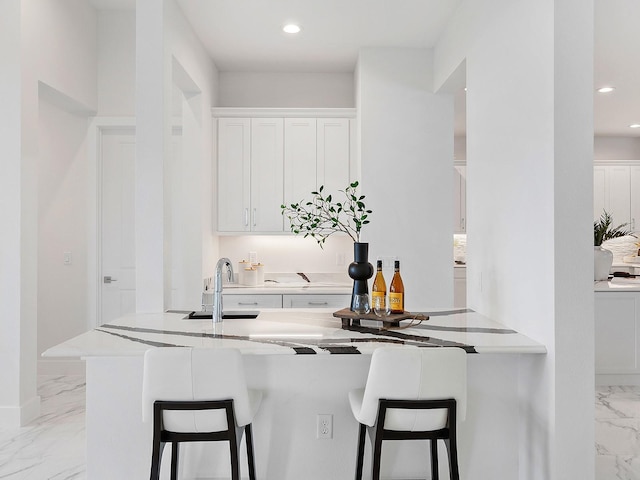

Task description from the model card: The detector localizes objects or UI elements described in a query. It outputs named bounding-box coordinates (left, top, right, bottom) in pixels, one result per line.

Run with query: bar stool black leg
left=431, top=439, right=439, bottom=480
left=371, top=430, right=383, bottom=480
left=245, top=424, right=256, bottom=480
left=150, top=437, right=164, bottom=480
left=445, top=437, right=460, bottom=480
left=170, top=442, right=179, bottom=480
left=354, top=423, right=366, bottom=480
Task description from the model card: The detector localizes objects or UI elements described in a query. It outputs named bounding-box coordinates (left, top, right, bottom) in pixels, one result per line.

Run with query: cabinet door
left=222, top=294, right=283, bottom=309
left=630, top=166, right=640, bottom=232
left=251, top=118, right=284, bottom=232
left=284, top=118, right=317, bottom=222
left=595, top=293, right=640, bottom=374
left=608, top=166, right=631, bottom=227
left=317, top=118, right=350, bottom=195
left=218, top=118, right=251, bottom=232
left=453, top=166, right=466, bottom=233
left=593, top=166, right=607, bottom=222
left=282, top=294, right=351, bottom=309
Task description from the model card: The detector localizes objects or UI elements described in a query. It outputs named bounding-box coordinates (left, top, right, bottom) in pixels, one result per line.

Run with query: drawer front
left=282, top=294, right=351, bottom=309
left=222, top=294, right=282, bottom=309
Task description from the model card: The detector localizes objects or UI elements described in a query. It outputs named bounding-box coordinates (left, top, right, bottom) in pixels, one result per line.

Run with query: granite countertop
left=43, top=308, right=546, bottom=358
left=595, top=278, right=640, bottom=292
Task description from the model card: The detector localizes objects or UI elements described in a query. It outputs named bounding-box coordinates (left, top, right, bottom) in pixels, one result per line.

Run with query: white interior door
left=100, top=129, right=136, bottom=325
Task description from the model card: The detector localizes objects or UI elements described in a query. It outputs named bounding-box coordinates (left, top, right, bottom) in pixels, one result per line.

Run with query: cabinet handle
left=633, top=218, right=636, bottom=231
left=238, top=302, right=259, bottom=306
left=253, top=208, right=257, bottom=227
left=244, top=208, right=249, bottom=227
left=308, top=302, right=328, bottom=306
left=461, top=217, right=465, bottom=231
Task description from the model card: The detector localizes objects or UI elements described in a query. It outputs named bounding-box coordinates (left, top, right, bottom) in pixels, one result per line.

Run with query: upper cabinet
left=215, top=108, right=356, bottom=234
left=594, top=164, right=640, bottom=231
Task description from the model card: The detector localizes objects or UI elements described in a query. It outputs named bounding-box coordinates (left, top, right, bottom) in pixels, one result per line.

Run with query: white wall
left=456, top=135, right=640, bottom=162
left=98, top=10, right=136, bottom=116
left=37, top=94, right=90, bottom=362
left=29, top=0, right=98, bottom=111
left=218, top=72, right=354, bottom=107
left=167, top=0, right=219, bottom=307
left=357, top=48, right=454, bottom=310
left=435, top=0, right=594, bottom=478
left=0, top=0, right=35, bottom=427
left=0, top=0, right=99, bottom=425
left=594, top=136, right=640, bottom=160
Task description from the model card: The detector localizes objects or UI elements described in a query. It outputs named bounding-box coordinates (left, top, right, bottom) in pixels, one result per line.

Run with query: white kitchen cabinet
left=216, top=109, right=356, bottom=235
left=593, top=165, right=632, bottom=228
left=282, top=294, right=351, bottom=309
left=217, top=118, right=284, bottom=233
left=453, top=166, right=466, bottom=233
left=223, top=294, right=283, bottom=309
left=595, top=291, right=640, bottom=385
left=453, top=266, right=466, bottom=308
left=630, top=166, right=640, bottom=231
left=284, top=118, right=317, bottom=212
left=223, top=293, right=351, bottom=310
left=317, top=118, right=351, bottom=194
left=250, top=118, right=285, bottom=232
left=283, top=117, right=352, bottom=206
left=217, top=118, right=251, bottom=232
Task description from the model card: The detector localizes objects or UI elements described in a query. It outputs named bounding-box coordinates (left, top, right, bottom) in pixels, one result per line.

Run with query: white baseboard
left=0, top=394, right=41, bottom=427
left=38, top=358, right=86, bottom=376
left=596, top=374, right=640, bottom=386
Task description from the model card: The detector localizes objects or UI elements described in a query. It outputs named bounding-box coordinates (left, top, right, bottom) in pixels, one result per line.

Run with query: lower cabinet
left=282, top=294, right=351, bottom=309
left=595, top=291, right=640, bottom=384
left=223, top=294, right=283, bottom=309
left=223, top=293, right=351, bottom=309
left=454, top=267, right=466, bottom=308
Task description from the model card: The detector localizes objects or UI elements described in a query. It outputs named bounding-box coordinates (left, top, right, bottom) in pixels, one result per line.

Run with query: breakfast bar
left=44, top=309, right=545, bottom=480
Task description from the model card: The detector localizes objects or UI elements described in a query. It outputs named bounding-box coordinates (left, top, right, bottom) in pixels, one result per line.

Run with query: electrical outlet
left=63, top=251, right=72, bottom=265
left=317, top=414, right=333, bottom=439
left=336, top=253, right=345, bottom=266
left=249, top=251, right=258, bottom=264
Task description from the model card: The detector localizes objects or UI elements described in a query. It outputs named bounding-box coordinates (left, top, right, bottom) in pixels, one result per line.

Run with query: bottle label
left=389, top=292, right=404, bottom=312
left=372, top=291, right=386, bottom=309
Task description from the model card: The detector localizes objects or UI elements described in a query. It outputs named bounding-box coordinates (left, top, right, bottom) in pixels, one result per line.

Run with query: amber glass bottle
left=371, top=260, right=387, bottom=312
left=389, top=260, right=404, bottom=314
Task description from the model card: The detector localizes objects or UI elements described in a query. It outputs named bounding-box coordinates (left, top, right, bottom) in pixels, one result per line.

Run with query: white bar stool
left=142, top=347, right=262, bottom=480
left=349, top=347, right=467, bottom=480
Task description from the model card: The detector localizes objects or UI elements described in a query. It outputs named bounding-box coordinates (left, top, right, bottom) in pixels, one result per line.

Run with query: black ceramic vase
left=348, top=242, right=374, bottom=311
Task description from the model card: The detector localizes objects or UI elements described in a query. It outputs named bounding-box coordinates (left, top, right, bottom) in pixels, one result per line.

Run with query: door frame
left=87, top=117, right=136, bottom=329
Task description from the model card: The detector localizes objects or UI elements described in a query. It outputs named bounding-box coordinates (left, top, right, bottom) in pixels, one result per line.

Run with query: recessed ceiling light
left=597, top=87, right=615, bottom=93
left=283, top=24, right=301, bottom=34
left=630, top=124, right=640, bottom=129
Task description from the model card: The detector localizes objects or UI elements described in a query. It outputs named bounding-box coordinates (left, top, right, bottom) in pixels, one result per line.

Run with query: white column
left=434, top=0, right=594, bottom=477
left=135, top=0, right=170, bottom=312
left=357, top=48, right=454, bottom=309
left=0, top=0, right=40, bottom=426
left=553, top=0, right=595, bottom=478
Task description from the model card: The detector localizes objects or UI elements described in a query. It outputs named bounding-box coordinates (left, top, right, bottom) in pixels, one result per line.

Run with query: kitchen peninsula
left=44, top=309, right=545, bottom=480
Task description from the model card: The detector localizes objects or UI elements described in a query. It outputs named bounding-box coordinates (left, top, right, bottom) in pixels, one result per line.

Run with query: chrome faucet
left=213, top=258, right=234, bottom=323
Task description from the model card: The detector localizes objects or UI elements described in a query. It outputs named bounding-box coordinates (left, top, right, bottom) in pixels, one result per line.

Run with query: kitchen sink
left=185, top=310, right=260, bottom=319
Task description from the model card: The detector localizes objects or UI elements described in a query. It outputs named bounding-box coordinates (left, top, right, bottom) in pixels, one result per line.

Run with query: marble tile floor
left=596, top=386, right=640, bottom=479
left=0, top=377, right=638, bottom=479
left=0, top=376, right=86, bottom=480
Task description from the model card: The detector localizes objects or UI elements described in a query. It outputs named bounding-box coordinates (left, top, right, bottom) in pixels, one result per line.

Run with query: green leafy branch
left=280, top=181, right=372, bottom=248
left=594, top=210, right=633, bottom=246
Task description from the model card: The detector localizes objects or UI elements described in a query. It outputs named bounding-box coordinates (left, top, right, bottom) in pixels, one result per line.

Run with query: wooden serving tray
left=333, top=308, right=429, bottom=328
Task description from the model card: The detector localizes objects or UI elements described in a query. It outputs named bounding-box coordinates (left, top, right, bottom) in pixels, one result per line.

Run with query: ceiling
left=90, top=0, right=639, bottom=137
